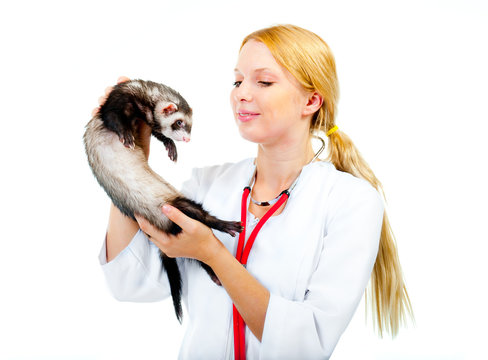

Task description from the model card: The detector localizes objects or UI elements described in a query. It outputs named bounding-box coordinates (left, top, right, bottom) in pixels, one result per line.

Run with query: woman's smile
left=236, top=110, right=260, bottom=122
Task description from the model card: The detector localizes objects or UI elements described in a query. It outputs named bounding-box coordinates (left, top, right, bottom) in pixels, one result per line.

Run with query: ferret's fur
left=83, top=79, right=241, bottom=322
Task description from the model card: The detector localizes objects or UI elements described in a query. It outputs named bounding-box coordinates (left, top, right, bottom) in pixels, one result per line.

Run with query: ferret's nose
left=183, top=136, right=190, bottom=143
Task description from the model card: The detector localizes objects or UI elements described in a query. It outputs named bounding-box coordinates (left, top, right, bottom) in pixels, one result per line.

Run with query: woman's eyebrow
left=234, top=67, right=274, bottom=74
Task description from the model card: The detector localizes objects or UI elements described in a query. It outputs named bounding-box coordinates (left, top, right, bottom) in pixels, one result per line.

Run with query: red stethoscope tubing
left=233, top=186, right=290, bottom=360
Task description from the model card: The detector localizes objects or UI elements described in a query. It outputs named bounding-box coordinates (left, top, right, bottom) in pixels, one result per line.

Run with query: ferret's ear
left=161, top=103, right=178, bottom=115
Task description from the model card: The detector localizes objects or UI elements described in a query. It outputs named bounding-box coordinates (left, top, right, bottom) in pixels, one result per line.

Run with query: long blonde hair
left=242, top=24, right=413, bottom=337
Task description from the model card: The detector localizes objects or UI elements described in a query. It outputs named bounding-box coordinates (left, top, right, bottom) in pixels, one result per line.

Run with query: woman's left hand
left=135, top=205, right=224, bottom=265
left=137, top=206, right=270, bottom=342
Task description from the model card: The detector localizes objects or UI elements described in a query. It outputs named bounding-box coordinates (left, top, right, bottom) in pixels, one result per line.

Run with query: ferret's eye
left=175, top=120, right=183, bottom=127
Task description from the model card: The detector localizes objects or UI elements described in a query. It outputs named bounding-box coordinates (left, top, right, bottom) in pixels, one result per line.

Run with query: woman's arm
left=135, top=205, right=270, bottom=341
left=207, top=241, right=270, bottom=342
left=106, top=203, right=140, bottom=262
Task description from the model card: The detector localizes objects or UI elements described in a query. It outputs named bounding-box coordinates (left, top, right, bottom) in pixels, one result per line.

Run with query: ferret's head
left=154, top=101, right=193, bottom=143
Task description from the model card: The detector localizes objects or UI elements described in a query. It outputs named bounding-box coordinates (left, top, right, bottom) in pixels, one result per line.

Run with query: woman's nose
left=234, top=81, right=252, bottom=102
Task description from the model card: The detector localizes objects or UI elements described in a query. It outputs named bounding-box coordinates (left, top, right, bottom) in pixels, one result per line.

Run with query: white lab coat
left=99, top=158, right=384, bottom=359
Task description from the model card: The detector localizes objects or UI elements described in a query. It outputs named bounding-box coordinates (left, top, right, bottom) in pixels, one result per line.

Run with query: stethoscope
left=232, top=135, right=325, bottom=360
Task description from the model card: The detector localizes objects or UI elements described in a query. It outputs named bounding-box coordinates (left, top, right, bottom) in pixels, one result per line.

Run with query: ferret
left=83, top=79, right=242, bottom=322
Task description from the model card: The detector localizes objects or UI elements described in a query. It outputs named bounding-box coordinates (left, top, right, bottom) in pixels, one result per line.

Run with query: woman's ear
left=303, top=92, right=323, bottom=116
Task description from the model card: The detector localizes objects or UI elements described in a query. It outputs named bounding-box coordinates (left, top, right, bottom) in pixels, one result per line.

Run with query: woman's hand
left=137, top=205, right=270, bottom=341
left=91, top=76, right=152, bottom=159
left=91, top=76, right=130, bottom=117
left=135, top=205, right=225, bottom=265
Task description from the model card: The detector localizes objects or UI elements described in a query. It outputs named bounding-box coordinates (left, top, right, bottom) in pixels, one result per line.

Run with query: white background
left=1, top=0, right=487, bottom=359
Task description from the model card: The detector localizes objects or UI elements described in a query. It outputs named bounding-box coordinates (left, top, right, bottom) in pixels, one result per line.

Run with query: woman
left=96, top=24, right=412, bottom=359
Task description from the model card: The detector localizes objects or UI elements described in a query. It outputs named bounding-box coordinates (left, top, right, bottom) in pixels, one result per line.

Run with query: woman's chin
left=237, top=127, right=266, bottom=144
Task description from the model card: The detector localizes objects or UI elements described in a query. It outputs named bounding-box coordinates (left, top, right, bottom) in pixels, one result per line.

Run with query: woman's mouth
left=237, top=111, right=260, bottom=122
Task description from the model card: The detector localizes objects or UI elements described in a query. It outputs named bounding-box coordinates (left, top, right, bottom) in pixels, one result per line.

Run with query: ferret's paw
left=168, top=149, right=177, bottom=162
left=165, top=140, right=178, bottom=162
left=120, top=134, right=135, bottom=150
left=200, top=262, right=222, bottom=286
left=210, top=273, right=222, bottom=286
left=219, top=221, right=244, bottom=237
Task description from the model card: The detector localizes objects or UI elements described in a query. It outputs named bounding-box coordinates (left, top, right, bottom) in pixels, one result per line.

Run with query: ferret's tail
left=160, top=253, right=183, bottom=323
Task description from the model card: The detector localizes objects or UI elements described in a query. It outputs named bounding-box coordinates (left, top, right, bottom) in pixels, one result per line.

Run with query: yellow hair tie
left=326, top=125, right=338, bottom=137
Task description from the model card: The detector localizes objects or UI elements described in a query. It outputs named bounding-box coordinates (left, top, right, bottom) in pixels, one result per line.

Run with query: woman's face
left=230, top=40, right=313, bottom=146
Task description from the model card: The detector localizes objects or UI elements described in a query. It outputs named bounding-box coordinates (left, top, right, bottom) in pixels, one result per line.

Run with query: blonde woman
left=96, top=24, right=412, bottom=359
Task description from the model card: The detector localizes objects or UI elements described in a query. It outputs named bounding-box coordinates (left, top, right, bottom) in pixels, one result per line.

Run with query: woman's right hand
left=91, top=76, right=152, bottom=159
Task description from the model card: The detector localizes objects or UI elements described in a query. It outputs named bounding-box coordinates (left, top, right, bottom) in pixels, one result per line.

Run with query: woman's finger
left=162, top=205, right=197, bottom=234
left=117, top=76, right=130, bottom=84
left=134, top=215, right=153, bottom=236
left=92, top=77, right=129, bottom=118
left=98, top=95, right=107, bottom=106
left=104, top=86, right=113, bottom=97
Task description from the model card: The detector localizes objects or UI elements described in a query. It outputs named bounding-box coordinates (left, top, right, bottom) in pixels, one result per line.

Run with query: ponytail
left=327, top=129, right=413, bottom=336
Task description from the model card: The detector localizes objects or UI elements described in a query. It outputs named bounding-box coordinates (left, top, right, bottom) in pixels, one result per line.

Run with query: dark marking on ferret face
left=184, top=121, right=192, bottom=134
left=171, top=119, right=192, bottom=134
left=171, top=120, right=183, bottom=131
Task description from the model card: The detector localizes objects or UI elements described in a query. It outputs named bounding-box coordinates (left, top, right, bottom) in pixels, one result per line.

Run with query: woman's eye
left=233, top=80, right=273, bottom=88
